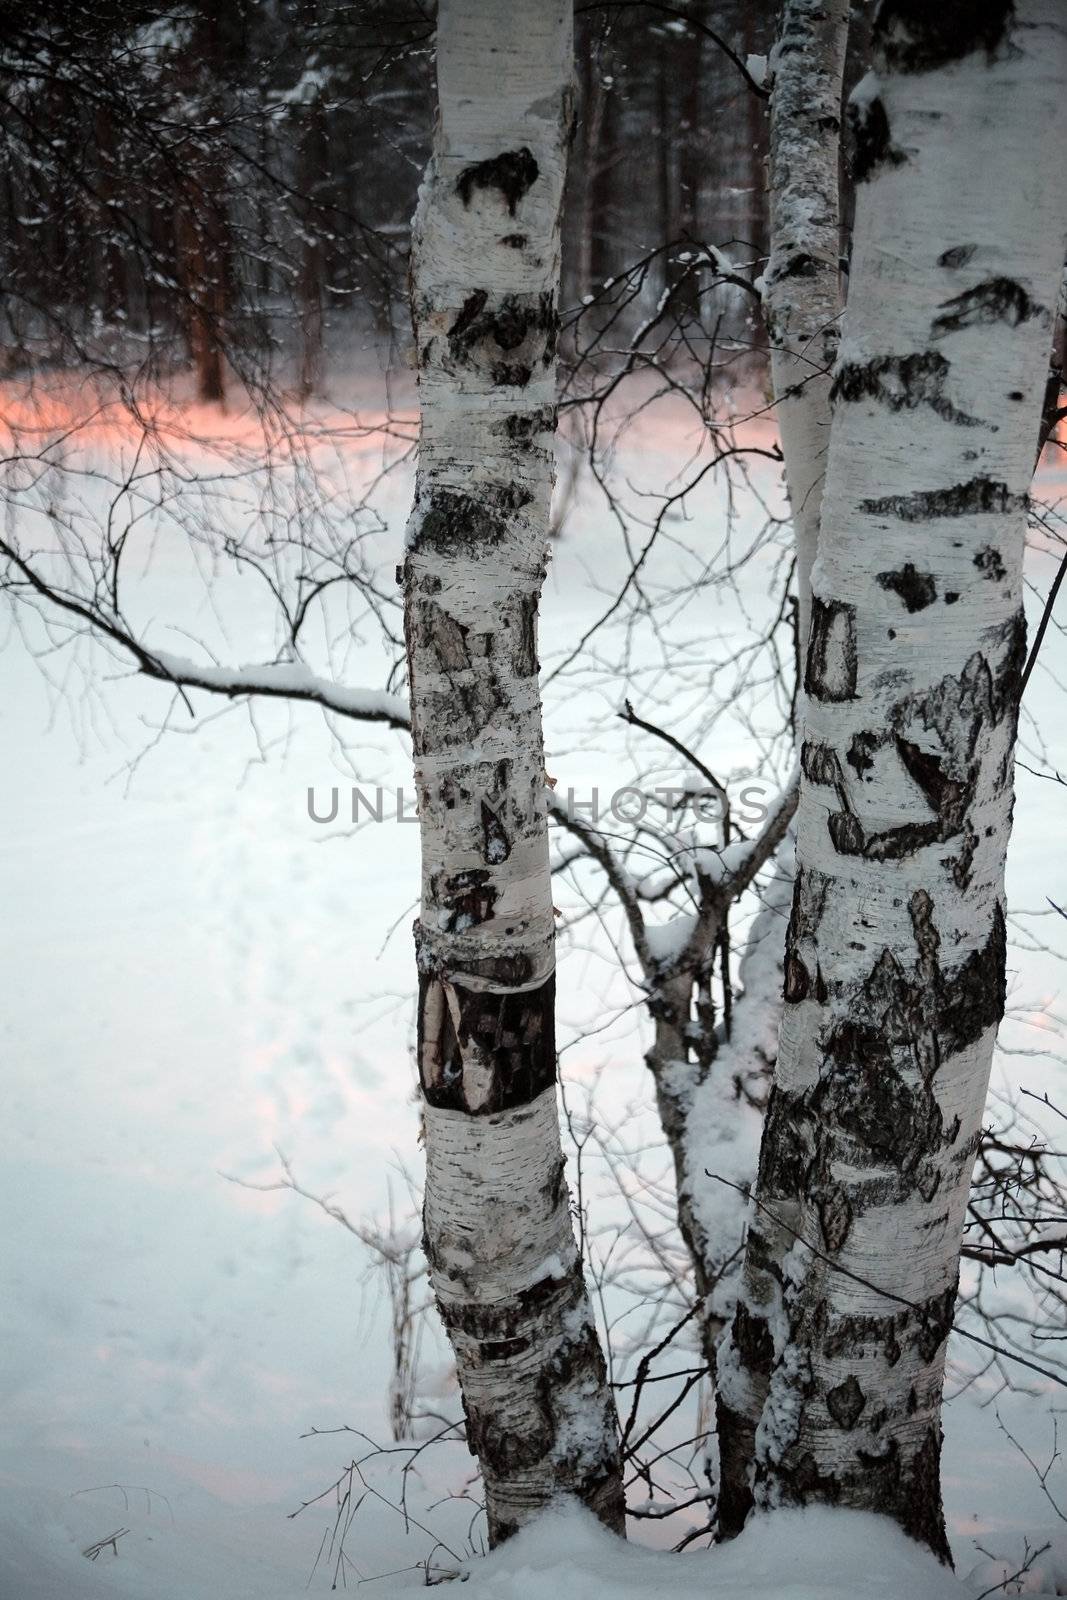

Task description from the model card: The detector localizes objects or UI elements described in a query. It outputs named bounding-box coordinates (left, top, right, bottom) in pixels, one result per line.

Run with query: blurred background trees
left=0, top=0, right=792, bottom=400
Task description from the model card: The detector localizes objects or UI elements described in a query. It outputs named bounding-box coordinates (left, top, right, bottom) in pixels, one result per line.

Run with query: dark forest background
left=0, top=2, right=877, bottom=407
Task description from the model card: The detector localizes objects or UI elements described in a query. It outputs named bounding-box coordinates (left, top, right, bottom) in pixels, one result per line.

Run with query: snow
left=3, top=376, right=1067, bottom=1596
left=689, top=838, right=754, bottom=886
left=146, top=647, right=410, bottom=726
left=681, top=852, right=794, bottom=1321
left=423, top=1501, right=971, bottom=1600
left=0, top=1494, right=977, bottom=1600
left=644, top=912, right=698, bottom=965
left=965, top=1528, right=1067, bottom=1596
left=849, top=69, right=882, bottom=115
left=745, top=54, right=769, bottom=91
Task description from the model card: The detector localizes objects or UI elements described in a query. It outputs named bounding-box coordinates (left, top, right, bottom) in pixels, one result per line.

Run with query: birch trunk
left=646, top=967, right=720, bottom=1370
left=646, top=854, right=797, bottom=1379
left=401, top=0, right=624, bottom=1546
left=718, top=0, right=1067, bottom=1556
left=715, top=0, right=848, bottom=1536
left=763, top=0, right=849, bottom=662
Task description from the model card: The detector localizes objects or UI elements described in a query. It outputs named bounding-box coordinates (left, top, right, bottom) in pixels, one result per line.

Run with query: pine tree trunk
left=401, top=0, right=625, bottom=1547
left=718, top=0, right=1067, bottom=1556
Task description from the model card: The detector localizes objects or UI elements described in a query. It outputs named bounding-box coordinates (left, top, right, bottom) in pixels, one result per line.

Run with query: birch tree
left=399, top=0, right=624, bottom=1545
left=761, top=0, right=848, bottom=665
left=715, top=0, right=849, bottom=1534
left=717, top=0, right=1067, bottom=1556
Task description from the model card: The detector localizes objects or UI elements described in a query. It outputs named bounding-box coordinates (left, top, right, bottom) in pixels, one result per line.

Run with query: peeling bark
left=718, top=0, right=1067, bottom=1554
left=402, top=0, right=623, bottom=1543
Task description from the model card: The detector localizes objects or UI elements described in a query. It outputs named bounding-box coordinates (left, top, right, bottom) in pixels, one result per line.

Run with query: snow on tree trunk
left=401, top=0, right=624, bottom=1546
left=763, top=0, right=849, bottom=664
left=645, top=856, right=797, bottom=1381
left=717, top=0, right=1067, bottom=1558
left=645, top=967, right=720, bottom=1371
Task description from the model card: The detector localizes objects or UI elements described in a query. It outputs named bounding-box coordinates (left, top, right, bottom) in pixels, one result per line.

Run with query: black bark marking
left=448, top=289, right=489, bottom=343
left=514, top=594, right=538, bottom=678
left=915, top=1287, right=956, bottom=1363
left=831, top=351, right=980, bottom=426
left=900, top=1425, right=951, bottom=1562
left=427, top=605, right=471, bottom=672
left=416, top=488, right=507, bottom=554
left=783, top=868, right=831, bottom=1007
left=438, top=1270, right=578, bottom=1342
left=500, top=233, right=527, bottom=249
left=875, top=1, right=1015, bottom=75
left=909, top=890, right=1006, bottom=1057
left=456, top=147, right=539, bottom=215
left=417, top=960, right=556, bottom=1115
left=734, top=1298, right=776, bottom=1379
left=894, top=738, right=968, bottom=827
left=430, top=867, right=497, bottom=931
left=783, top=1451, right=841, bottom=1505
left=410, top=598, right=521, bottom=753
left=936, top=901, right=1007, bottom=1053
left=992, top=608, right=1026, bottom=713
left=495, top=294, right=554, bottom=352
left=805, top=598, right=857, bottom=702
left=481, top=799, right=511, bottom=865
left=803, top=740, right=847, bottom=786
left=464, top=1398, right=554, bottom=1475
left=775, top=252, right=820, bottom=280
left=826, top=1374, right=867, bottom=1429
left=818, top=1187, right=854, bottom=1253
left=447, top=291, right=557, bottom=368
left=893, top=639, right=1013, bottom=751
left=860, top=476, right=1025, bottom=521
left=938, top=243, right=977, bottom=269
left=974, top=544, right=1006, bottom=581
left=846, top=804, right=938, bottom=869
left=916, top=1162, right=941, bottom=1202
left=932, top=277, right=1044, bottom=337
left=715, top=1399, right=756, bottom=1538
left=876, top=564, right=937, bottom=612
left=818, top=999, right=943, bottom=1172
left=848, top=92, right=906, bottom=184
left=825, top=631, right=1020, bottom=863
left=503, top=406, right=554, bottom=441
left=492, top=362, right=532, bottom=388
left=846, top=732, right=879, bottom=777
left=941, top=823, right=978, bottom=891
left=785, top=953, right=811, bottom=1003
left=756, top=1088, right=811, bottom=1203
left=479, top=1336, right=531, bottom=1361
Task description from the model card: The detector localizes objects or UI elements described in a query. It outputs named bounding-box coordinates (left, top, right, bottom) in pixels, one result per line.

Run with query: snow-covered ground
left=2, top=374, right=1066, bottom=1597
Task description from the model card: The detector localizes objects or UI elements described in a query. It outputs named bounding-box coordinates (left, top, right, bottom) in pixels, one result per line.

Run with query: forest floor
left=2, top=365, right=1066, bottom=1598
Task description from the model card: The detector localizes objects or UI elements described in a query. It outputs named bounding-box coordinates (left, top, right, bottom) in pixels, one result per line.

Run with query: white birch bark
left=401, top=0, right=624, bottom=1545
left=762, top=0, right=849, bottom=662
left=713, top=4, right=848, bottom=1532
left=718, top=0, right=1067, bottom=1556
